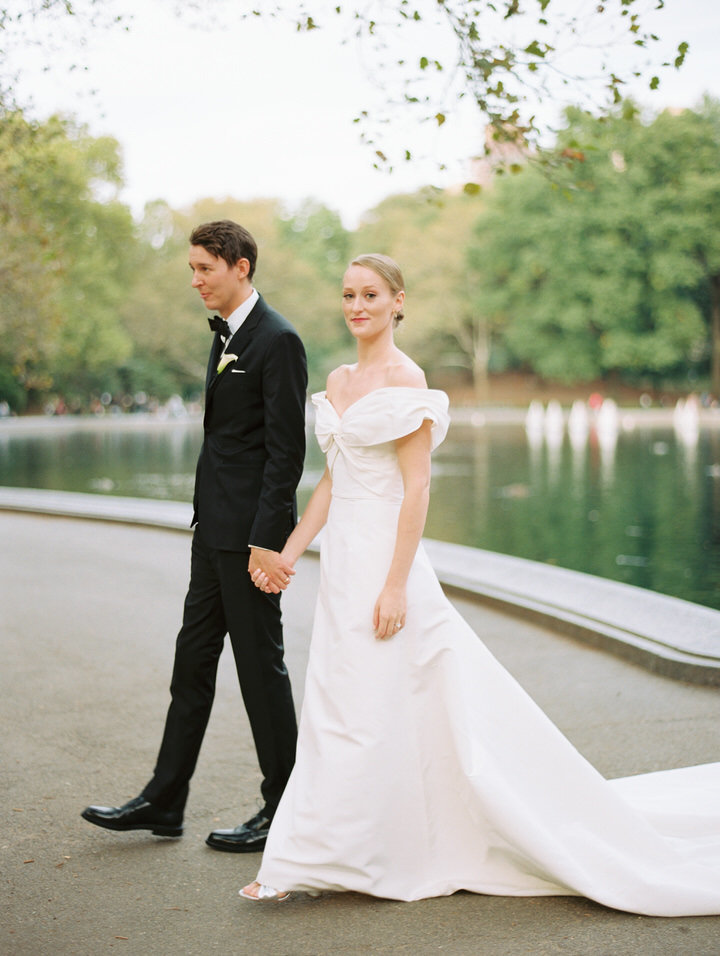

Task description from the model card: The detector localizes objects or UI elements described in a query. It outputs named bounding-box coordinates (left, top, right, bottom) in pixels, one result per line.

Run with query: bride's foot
left=239, top=880, right=291, bottom=903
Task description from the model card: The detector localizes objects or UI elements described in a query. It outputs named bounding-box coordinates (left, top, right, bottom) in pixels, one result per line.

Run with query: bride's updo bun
left=350, top=253, right=405, bottom=325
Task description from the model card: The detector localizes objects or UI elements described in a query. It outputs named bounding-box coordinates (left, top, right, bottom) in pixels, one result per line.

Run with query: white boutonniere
left=217, top=353, right=238, bottom=373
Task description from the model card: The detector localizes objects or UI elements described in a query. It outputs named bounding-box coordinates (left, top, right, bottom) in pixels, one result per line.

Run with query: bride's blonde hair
left=350, top=253, right=405, bottom=325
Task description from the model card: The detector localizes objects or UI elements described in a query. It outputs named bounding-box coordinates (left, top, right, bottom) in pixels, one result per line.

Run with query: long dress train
left=257, top=387, right=720, bottom=916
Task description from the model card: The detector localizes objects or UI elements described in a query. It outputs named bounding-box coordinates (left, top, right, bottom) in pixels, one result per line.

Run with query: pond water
left=1, top=412, right=719, bottom=611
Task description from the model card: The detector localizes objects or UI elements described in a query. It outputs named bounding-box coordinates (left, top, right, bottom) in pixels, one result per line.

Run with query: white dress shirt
left=221, top=288, right=259, bottom=353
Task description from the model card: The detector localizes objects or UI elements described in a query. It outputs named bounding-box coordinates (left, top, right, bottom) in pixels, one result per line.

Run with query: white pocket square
left=231, top=369, right=246, bottom=374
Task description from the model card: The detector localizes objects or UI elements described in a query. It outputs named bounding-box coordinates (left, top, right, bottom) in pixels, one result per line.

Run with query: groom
left=82, top=219, right=307, bottom=852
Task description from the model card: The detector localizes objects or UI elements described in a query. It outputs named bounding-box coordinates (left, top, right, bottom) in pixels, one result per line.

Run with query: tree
left=0, top=111, right=63, bottom=407
left=274, top=199, right=353, bottom=384
left=116, top=199, right=211, bottom=403
left=680, top=97, right=720, bottom=394
left=468, top=99, right=720, bottom=390
left=0, top=108, right=135, bottom=409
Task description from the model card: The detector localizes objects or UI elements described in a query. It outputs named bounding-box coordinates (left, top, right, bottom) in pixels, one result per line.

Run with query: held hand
left=249, top=548, right=295, bottom=594
left=373, top=585, right=407, bottom=641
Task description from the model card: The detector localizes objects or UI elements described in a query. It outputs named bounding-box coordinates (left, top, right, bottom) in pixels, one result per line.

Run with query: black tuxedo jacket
left=191, top=294, right=307, bottom=552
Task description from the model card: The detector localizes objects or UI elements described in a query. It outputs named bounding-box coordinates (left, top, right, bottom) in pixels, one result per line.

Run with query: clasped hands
left=249, top=551, right=406, bottom=642
left=249, top=547, right=295, bottom=594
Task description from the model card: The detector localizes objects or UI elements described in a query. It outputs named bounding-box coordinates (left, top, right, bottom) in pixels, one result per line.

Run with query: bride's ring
left=395, top=623, right=401, bottom=630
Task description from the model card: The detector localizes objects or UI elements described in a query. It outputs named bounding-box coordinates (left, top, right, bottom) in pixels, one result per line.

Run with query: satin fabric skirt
left=258, top=495, right=720, bottom=915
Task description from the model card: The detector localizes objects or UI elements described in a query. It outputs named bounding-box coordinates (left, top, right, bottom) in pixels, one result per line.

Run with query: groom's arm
left=247, top=324, right=307, bottom=563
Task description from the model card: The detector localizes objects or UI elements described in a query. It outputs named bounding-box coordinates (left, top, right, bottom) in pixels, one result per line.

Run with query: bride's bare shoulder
left=326, top=364, right=354, bottom=391
left=386, top=355, right=427, bottom=390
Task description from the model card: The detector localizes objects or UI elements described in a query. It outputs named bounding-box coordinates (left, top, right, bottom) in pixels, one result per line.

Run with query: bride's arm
left=282, top=371, right=340, bottom=566
left=373, top=419, right=433, bottom=640
left=250, top=466, right=332, bottom=592
left=281, top=465, right=333, bottom=566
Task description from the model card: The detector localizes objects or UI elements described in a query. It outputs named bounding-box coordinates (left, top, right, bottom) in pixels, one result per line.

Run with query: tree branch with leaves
left=2, top=1, right=688, bottom=170
left=240, top=0, right=689, bottom=169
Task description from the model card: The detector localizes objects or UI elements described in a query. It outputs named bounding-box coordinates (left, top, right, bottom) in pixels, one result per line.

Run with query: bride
left=240, top=254, right=720, bottom=915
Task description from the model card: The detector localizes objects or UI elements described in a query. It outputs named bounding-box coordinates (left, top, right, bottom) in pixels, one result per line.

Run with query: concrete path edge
left=1, top=485, right=718, bottom=685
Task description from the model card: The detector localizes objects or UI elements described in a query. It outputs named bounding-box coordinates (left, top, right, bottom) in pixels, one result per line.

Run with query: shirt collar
left=225, top=288, right=259, bottom=337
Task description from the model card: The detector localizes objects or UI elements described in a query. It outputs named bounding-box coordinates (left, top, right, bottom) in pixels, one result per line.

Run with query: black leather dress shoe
left=81, top=796, right=183, bottom=837
left=206, top=810, right=271, bottom=852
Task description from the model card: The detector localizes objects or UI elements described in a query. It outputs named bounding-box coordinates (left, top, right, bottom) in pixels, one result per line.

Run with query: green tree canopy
left=468, top=99, right=720, bottom=390
left=0, top=108, right=135, bottom=409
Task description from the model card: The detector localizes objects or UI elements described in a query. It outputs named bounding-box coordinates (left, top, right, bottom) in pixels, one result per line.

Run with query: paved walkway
left=2, top=512, right=719, bottom=955
left=2, top=487, right=718, bottom=685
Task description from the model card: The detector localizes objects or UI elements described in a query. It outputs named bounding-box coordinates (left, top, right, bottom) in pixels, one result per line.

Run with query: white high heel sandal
left=238, top=882, right=291, bottom=902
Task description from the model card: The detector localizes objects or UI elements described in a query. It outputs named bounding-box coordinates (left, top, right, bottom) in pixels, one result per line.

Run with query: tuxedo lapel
left=225, top=301, right=263, bottom=358
left=205, top=299, right=266, bottom=403
left=205, top=333, right=225, bottom=393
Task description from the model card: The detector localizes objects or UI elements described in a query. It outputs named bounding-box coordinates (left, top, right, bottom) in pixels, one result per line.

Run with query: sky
left=7, top=0, right=720, bottom=227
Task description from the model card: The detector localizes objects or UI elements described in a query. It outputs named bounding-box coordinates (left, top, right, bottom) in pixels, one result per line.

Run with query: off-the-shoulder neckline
left=312, top=386, right=447, bottom=420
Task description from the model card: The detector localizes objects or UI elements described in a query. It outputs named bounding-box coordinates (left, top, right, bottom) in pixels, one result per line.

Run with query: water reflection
left=1, top=414, right=719, bottom=611
left=568, top=400, right=589, bottom=448
left=421, top=417, right=720, bottom=612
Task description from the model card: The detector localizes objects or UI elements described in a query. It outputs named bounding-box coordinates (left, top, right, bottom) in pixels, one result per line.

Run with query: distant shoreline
left=2, top=403, right=720, bottom=433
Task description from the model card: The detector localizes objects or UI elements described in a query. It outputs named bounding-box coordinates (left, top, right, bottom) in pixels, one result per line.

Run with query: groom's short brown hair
left=189, top=220, right=258, bottom=280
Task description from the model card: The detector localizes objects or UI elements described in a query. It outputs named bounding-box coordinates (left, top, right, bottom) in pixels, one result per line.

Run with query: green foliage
left=4, top=98, right=720, bottom=412
left=277, top=199, right=350, bottom=283
left=0, top=108, right=135, bottom=409
left=115, top=199, right=210, bottom=402
left=274, top=199, right=353, bottom=386
left=0, top=123, right=353, bottom=412
left=468, top=101, right=720, bottom=387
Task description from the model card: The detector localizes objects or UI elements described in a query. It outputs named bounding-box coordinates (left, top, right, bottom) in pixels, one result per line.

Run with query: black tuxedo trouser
left=141, top=527, right=297, bottom=817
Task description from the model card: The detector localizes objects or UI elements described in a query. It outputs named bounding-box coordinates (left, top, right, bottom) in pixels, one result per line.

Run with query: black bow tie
left=208, top=315, right=231, bottom=338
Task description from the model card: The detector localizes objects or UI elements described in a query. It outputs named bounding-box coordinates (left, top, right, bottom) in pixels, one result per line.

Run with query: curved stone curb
left=0, top=486, right=193, bottom=530
left=1, top=486, right=718, bottom=685
left=423, top=540, right=720, bottom=687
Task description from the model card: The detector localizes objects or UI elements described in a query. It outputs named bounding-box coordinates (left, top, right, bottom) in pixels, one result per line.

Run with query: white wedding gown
left=257, top=387, right=720, bottom=916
